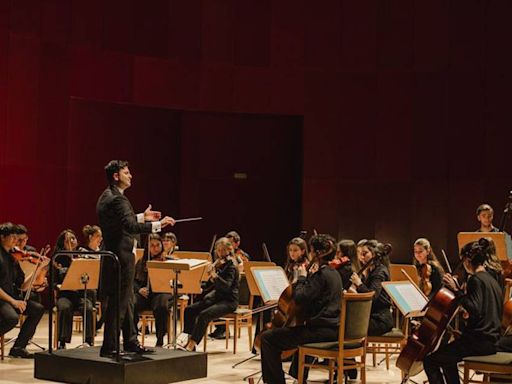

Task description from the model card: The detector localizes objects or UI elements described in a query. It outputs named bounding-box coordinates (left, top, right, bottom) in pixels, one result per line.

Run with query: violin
left=14, top=245, right=52, bottom=293
left=11, top=247, right=45, bottom=264
left=329, top=256, right=350, bottom=270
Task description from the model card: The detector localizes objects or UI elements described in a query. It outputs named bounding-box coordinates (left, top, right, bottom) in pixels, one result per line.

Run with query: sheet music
left=252, top=268, right=289, bottom=303
left=395, top=284, right=427, bottom=313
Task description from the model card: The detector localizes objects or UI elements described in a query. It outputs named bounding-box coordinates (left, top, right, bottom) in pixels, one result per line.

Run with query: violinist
left=162, top=232, right=178, bottom=259
left=259, top=234, right=342, bottom=384
left=0, top=222, right=44, bottom=358
left=284, top=237, right=309, bottom=284
left=423, top=238, right=503, bottom=384
left=179, top=237, right=239, bottom=351
left=15, top=224, right=36, bottom=253
left=350, top=239, right=393, bottom=336
left=54, top=229, right=95, bottom=348
left=331, top=239, right=359, bottom=289
left=412, top=238, right=445, bottom=298
left=356, top=239, right=367, bottom=266
left=133, top=234, right=173, bottom=347
left=476, top=204, right=500, bottom=233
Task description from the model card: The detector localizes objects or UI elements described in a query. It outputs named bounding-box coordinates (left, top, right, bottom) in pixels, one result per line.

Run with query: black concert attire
left=0, top=246, right=44, bottom=351
left=356, top=263, right=393, bottom=336
left=476, top=226, right=500, bottom=233
left=133, top=256, right=173, bottom=346
left=260, top=265, right=342, bottom=384
left=424, top=271, right=503, bottom=384
left=97, top=185, right=157, bottom=355
left=54, top=251, right=96, bottom=346
left=183, top=257, right=239, bottom=345
left=415, top=262, right=444, bottom=300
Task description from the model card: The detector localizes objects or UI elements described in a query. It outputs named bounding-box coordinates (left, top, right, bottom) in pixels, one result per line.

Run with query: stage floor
left=1, top=313, right=431, bottom=383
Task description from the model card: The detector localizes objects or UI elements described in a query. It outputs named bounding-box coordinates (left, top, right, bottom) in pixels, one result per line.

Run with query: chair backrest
left=340, top=292, right=374, bottom=344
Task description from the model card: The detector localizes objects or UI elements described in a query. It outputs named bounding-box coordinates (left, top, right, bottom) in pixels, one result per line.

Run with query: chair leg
left=248, top=319, right=253, bottom=351
left=203, top=327, right=207, bottom=352
left=225, top=321, right=230, bottom=350
left=233, top=318, right=238, bottom=354
left=141, top=317, right=146, bottom=347
left=372, top=343, right=376, bottom=367
left=298, top=348, right=305, bottom=384
left=1, top=334, right=4, bottom=360
left=328, top=359, right=335, bottom=384
left=385, top=344, right=390, bottom=370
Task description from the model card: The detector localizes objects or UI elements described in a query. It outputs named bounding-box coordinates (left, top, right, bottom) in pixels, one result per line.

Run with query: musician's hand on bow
left=350, top=272, right=362, bottom=287
left=297, top=263, right=308, bottom=277
left=144, top=204, right=162, bottom=222
left=442, top=273, right=459, bottom=292
left=161, top=216, right=176, bottom=228
left=139, top=287, right=149, bottom=298
left=10, top=299, right=26, bottom=313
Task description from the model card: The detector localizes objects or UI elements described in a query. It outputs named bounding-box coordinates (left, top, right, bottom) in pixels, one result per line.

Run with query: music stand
left=60, top=258, right=100, bottom=348
left=457, top=232, right=512, bottom=261
left=147, top=259, right=209, bottom=349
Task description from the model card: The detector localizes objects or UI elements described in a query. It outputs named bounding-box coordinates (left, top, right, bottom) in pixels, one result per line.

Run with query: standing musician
left=284, top=237, right=309, bottom=284
left=180, top=237, right=239, bottom=351
left=423, top=238, right=503, bottom=384
left=476, top=203, right=499, bottom=233
left=54, top=229, right=96, bottom=348
left=133, top=234, right=173, bottom=347
left=350, top=239, right=393, bottom=336
left=96, top=160, right=175, bottom=357
left=0, top=222, right=44, bottom=358
left=412, top=238, right=445, bottom=299
left=259, top=234, right=342, bottom=384
left=161, top=232, right=178, bottom=259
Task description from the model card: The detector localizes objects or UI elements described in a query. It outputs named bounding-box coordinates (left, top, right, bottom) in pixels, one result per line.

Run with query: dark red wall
left=1, top=1, right=512, bottom=264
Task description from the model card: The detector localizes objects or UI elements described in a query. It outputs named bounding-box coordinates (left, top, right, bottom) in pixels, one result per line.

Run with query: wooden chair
left=463, top=353, right=512, bottom=383
left=1, top=333, right=4, bottom=360
left=52, top=307, right=97, bottom=349
left=297, top=292, right=374, bottom=384
left=366, top=318, right=409, bottom=370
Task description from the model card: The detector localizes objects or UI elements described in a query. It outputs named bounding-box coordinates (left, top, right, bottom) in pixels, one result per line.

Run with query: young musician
left=162, top=232, right=178, bottom=258
left=15, top=224, right=36, bottom=253
left=0, top=222, right=44, bottom=358
left=331, top=239, right=359, bottom=289
left=180, top=237, right=239, bottom=351
left=284, top=237, right=309, bottom=284
left=133, top=234, right=173, bottom=346
left=96, top=160, right=175, bottom=357
left=356, top=239, right=367, bottom=266
left=412, top=238, right=445, bottom=298
left=350, top=239, right=393, bottom=336
left=259, top=234, right=342, bottom=384
left=54, top=229, right=95, bottom=348
left=423, top=238, right=503, bottom=384
left=476, top=204, right=499, bottom=232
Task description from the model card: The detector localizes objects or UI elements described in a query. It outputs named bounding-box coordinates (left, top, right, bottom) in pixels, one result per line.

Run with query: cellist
left=259, top=233, right=342, bottom=384
left=423, top=238, right=503, bottom=384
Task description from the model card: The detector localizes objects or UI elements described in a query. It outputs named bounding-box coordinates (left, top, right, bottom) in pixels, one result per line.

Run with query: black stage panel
left=34, top=347, right=207, bottom=384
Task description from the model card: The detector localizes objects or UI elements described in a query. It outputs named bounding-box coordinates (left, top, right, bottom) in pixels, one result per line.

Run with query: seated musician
left=350, top=239, right=393, bottom=336
left=54, top=229, right=95, bottom=348
left=424, top=238, right=503, bottom=384
left=15, top=224, right=37, bottom=253
left=162, top=232, right=178, bottom=259
left=332, top=239, right=359, bottom=289
left=476, top=203, right=499, bottom=232
left=284, top=237, right=309, bottom=284
left=133, top=234, right=173, bottom=347
left=412, top=238, right=445, bottom=299
left=209, top=231, right=248, bottom=340
left=0, top=222, right=44, bottom=358
left=180, top=237, right=239, bottom=351
left=259, top=234, right=342, bottom=384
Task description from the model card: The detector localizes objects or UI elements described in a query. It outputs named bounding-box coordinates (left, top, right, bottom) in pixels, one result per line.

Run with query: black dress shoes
left=100, top=349, right=119, bottom=358
left=9, top=347, right=34, bottom=359
left=124, top=344, right=155, bottom=354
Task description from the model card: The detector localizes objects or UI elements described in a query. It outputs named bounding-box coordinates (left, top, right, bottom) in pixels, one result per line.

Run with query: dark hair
left=285, top=237, right=308, bottom=272
left=16, top=224, right=28, bottom=235
left=0, top=222, right=17, bottom=236
left=225, top=231, right=241, bottom=243
left=461, top=238, right=493, bottom=268
left=82, top=225, right=101, bottom=241
left=55, top=229, right=77, bottom=251
left=360, top=239, right=392, bottom=269
left=105, top=160, right=129, bottom=184
left=412, top=238, right=445, bottom=274
left=146, top=233, right=163, bottom=258
left=309, top=234, right=336, bottom=262
left=476, top=203, right=494, bottom=216
left=337, top=239, right=359, bottom=271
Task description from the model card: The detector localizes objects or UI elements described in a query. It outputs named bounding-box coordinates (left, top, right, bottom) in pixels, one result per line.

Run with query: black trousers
left=424, top=335, right=496, bottom=384
left=0, top=299, right=44, bottom=349
left=134, top=292, right=173, bottom=341
left=183, top=297, right=237, bottom=344
left=57, top=295, right=95, bottom=344
left=368, top=309, right=393, bottom=336
left=260, top=325, right=339, bottom=384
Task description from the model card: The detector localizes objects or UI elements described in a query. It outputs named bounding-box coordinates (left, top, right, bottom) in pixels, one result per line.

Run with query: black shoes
left=208, top=329, right=226, bottom=339
left=9, top=347, right=34, bottom=359
left=156, top=338, right=164, bottom=347
left=124, top=344, right=155, bottom=354
left=100, top=349, right=119, bottom=358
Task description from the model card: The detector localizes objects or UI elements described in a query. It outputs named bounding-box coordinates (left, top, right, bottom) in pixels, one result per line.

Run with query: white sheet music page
left=253, top=268, right=289, bottom=303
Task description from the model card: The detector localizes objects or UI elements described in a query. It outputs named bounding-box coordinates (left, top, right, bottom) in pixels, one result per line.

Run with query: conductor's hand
left=139, top=287, right=149, bottom=299
left=442, top=273, right=459, bottom=292
left=144, top=204, right=162, bottom=222
left=161, top=216, right=176, bottom=228
left=11, top=299, right=26, bottom=313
